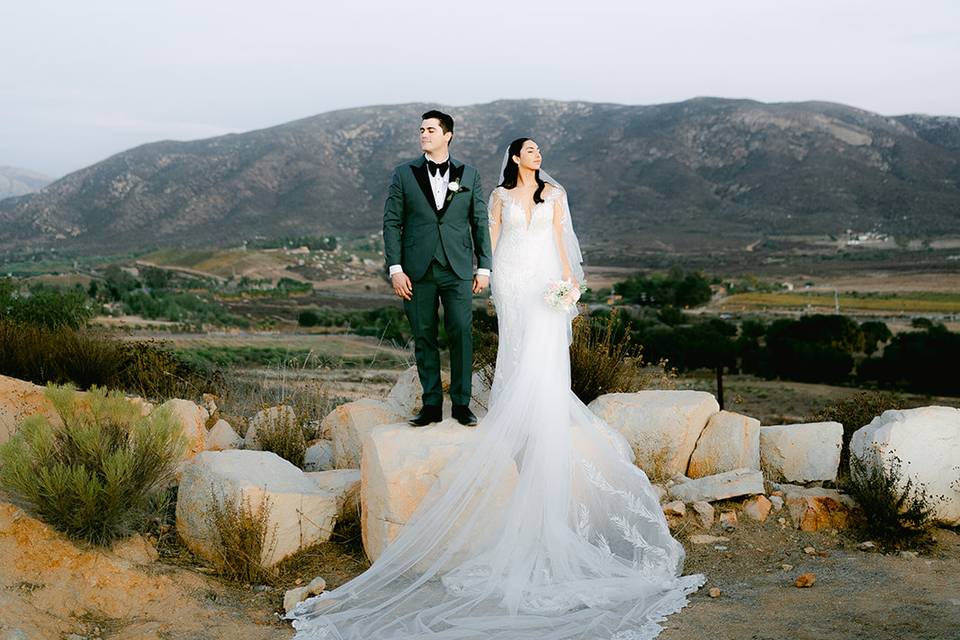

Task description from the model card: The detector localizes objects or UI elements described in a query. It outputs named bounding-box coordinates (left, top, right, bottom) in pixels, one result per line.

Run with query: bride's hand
left=562, top=270, right=577, bottom=288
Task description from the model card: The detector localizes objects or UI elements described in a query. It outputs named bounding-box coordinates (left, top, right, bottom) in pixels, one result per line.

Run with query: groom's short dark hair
left=422, top=109, right=454, bottom=139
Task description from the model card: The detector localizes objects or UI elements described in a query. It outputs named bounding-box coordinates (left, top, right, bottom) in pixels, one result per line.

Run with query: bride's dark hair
left=499, top=137, right=547, bottom=204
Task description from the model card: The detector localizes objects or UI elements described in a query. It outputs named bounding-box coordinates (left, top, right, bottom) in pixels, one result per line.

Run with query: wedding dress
left=289, top=175, right=705, bottom=640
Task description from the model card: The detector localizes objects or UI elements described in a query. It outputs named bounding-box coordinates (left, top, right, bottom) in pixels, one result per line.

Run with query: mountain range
left=1, top=98, right=958, bottom=256
left=0, top=166, right=53, bottom=200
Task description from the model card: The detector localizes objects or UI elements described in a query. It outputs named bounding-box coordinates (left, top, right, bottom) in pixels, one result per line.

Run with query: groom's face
left=420, top=118, right=452, bottom=155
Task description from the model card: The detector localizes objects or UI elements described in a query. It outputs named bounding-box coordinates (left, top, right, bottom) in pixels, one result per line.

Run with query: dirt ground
left=4, top=366, right=959, bottom=639
left=3, top=490, right=959, bottom=640
left=661, top=523, right=960, bottom=640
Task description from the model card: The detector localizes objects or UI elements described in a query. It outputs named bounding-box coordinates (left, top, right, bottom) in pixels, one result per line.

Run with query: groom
left=383, top=109, right=493, bottom=427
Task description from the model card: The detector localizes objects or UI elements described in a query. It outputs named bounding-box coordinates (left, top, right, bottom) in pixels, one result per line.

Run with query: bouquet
left=544, top=279, right=583, bottom=312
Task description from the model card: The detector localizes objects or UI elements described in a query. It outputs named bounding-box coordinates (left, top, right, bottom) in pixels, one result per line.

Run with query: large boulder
left=360, top=420, right=518, bottom=566
left=588, top=391, right=719, bottom=481
left=176, top=450, right=356, bottom=567
left=850, top=406, right=960, bottom=526
left=385, top=365, right=433, bottom=415
left=307, top=468, right=361, bottom=522
left=158, top=399, right=208, bottom=460
left=324, top=398, right=406, bottom=469
left=0, top=375, right=61, bottom=446
left=687, top=410, right=760, bottom=478
left=668, top=468, right=764, bottom=503
left=760, top=421, right=843, bottom=483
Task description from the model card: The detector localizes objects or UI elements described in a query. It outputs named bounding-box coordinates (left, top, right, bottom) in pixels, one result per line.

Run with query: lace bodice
left=489, top=185, right=567, bottom=234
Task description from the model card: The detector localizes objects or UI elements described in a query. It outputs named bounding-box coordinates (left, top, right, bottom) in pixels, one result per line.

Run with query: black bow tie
left=427, top=159, right=449, bottom=177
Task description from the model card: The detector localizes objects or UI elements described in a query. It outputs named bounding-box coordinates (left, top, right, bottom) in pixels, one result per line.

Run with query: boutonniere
left=445, top=174, right=469, bottom=204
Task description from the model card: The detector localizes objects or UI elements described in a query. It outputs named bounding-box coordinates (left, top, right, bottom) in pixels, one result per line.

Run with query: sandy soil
left=3, top=488, right=959, bottom=640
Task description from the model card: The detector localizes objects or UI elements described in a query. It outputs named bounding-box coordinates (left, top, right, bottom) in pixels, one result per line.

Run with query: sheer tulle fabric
left=288, top=186, right=704, bottom=640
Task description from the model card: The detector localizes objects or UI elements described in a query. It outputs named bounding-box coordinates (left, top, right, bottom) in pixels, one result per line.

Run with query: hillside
left=1, top=98, right=958, bottom=255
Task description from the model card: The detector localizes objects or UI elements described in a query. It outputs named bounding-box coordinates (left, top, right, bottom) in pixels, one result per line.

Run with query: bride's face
left=513, top=140, right=542, bottom=172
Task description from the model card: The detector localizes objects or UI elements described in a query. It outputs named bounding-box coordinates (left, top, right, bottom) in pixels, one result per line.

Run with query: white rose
left=447, top=180, right=461, bottom=192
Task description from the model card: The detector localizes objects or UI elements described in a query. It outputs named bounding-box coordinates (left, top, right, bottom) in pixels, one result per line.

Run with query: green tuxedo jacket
left=383, top=156, right=493, bottom=281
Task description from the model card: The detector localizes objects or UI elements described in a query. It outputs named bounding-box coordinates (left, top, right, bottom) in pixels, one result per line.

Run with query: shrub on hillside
left=256, top=409, right=308, bottom=468
left=0, top=278, right=96, bottom=330
left=0, top=385, right=187, bottom=546
left=812, top=391, right=907, bottom=473
left=847, top=447, right=942, bottom=549
left=207, top=489, right=276, bottom=583
left=0, top=321, right=215, bottom=400
left=613, top=268, right=712, bottom=308
left=570, top=311, right=673, bottom=404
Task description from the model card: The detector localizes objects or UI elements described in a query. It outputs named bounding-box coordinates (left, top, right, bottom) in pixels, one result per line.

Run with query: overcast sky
left=2, top=0, right=958, bottom=177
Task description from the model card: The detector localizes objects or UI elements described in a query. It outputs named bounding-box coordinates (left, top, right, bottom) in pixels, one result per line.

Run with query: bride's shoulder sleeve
left=548, top=185, right=568, bottom=223
left=488, top=188, right=504, bottom=227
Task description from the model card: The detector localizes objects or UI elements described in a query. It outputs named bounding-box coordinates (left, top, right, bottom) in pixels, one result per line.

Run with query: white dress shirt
left=390, top=154, right=490, bottom=278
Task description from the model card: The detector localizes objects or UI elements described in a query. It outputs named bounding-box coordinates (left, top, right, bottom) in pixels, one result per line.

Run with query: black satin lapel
left=411, top=160, right=439, bottom=213
left=438, top=163, right=467, bottom=216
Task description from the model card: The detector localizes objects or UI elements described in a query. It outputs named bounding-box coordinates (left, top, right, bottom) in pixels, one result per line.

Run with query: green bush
left=613, top=268, right=712, bottom=307
left=0, top=278, right=96, bottom=330
left=812, top=392, right=907, bottom=474
left=847, top=447, right=941, bottom=549
left=0, top=321, right=216, bottom=401
left=298, top=309, right=322, bottom=327
left=293, top=306, right=412, bottom=344
left=0, top=385, right=187, bottom=546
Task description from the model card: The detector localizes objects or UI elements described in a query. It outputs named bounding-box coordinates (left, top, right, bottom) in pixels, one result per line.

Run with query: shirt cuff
left=476, top=268, right=490, bottom=277
left=388, top=264, right=403, bottom=275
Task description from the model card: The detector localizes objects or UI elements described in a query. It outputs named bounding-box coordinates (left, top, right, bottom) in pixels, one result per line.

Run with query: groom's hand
left=472, top=274, right=489, bottom=294
left=392, top=272, right=413, bottom=300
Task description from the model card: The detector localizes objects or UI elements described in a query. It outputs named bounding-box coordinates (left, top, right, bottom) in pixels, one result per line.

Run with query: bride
left=288, top=138, right=705, bottom=639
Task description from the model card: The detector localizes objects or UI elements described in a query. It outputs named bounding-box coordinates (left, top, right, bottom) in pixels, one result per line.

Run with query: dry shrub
left=215, top=362, right=339, bottom=442
left=847, top=446, right=942, bottom=549
left=256, top=408, right=308, bottom=467
left=812, top=391, right=907, bottom=474
left=0, top=384, right=186, bottom=546
left=207, top=488, right=277, bottom=584
left=570, top=311, right=670, bottom=404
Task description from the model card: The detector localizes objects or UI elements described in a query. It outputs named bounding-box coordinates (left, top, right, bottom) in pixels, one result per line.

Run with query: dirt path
left=662, top=525, right=960, bottom=640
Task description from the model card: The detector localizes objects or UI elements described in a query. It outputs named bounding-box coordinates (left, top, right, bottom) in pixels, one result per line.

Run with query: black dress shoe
left=408, top=405, right=442, bottom=427
left=452, top=404, right=478, bottom=427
